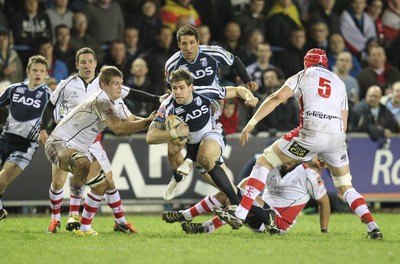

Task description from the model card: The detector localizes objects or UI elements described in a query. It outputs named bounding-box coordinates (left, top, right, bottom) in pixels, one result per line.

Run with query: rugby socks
left=343, top=188, right=379, bottom=232
left=69, top=195, right=82, bottom=217
left=182, top=195, right=222, bottom=220
left=105, top=189, right=126, bottom=224
left=208, top=164, right=240, bottom=205
left=69, top=182, right=85, bottom=216
left=202, top=216, right=226, bottom=233
left=172, top=170, right=183, bottom=182
left=80, top=192, right=102, bottom=232
left=49, top=185, right=64, bottom=221
left=236, top=165, right=269, bottom=220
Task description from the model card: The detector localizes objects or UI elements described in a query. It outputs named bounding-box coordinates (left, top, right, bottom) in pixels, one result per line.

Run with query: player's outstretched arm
left=239, top=86, right=293, bottom=146
left=106, top=111, right=155, bottom=136
left=230, top=56, right=258, bottom=92
left=317, top=194, right=330, bottom=233
left=225, top=86, right=259, bottom=107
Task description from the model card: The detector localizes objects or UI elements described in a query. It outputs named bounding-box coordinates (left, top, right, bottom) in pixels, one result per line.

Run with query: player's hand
left=159, top=93, right=170, bottom=103
left=176, top=123, right=189, bottom=138
left=244, top=97, right=259, bottom=107
left=38, top=129, right=48, bottom=145
left=240, top=123, right=255, bottom=146
left=146, top=111, right=157, bottom=124
left=245, top=81, right=259, bottom=92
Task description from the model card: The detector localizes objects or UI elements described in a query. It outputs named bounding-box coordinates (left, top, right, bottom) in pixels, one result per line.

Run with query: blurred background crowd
left=0, top=0, right=399, bottom=143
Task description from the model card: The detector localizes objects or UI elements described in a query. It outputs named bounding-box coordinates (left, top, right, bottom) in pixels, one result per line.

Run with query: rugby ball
left=165, top=115, right=187, bottom=146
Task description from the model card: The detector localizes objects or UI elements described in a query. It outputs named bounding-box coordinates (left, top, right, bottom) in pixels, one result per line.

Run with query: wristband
left=321, top=228, right=328, bottom=233
left=248, top=118, right=258, bottom=126
left=170, top=129, right=178, bottom=139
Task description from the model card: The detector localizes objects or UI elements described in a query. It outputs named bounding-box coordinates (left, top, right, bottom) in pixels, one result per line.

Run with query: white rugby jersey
left=262, top=163, right=326, bottom=231
left=284, top=67, right=348, bottom=133
left=51, top=90, right=131, bottom=152
left=51, top=74, right=129, bottom=119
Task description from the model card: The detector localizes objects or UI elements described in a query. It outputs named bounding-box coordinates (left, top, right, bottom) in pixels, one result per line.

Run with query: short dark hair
left=169, top=69, right=193, bottom=86
left=176, top=25, right=199, bottom=43
left=55, top=24, right=70, bottom=36
left=75, top=47, right=97, bottom=62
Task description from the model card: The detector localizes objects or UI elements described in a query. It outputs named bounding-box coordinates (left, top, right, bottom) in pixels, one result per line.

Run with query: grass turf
left=0, top=212, right=398, bottom=264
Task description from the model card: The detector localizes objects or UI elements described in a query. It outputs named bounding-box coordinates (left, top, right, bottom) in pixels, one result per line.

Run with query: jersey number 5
left=318, top=77, right=331, bottom=98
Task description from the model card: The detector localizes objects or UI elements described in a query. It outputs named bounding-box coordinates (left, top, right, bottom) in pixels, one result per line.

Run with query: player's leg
left=197, top=137, right=240, bottom=205
left=163, top=141, right=187, bottom=200
left=48, top=165, right=68, bottom=233
left=328, top=164, right=382, bottom=240
left=89, top=141, right=137, bottom=233
left=72, top=171, right=107, bottom=236
left=163, top=192, right=226, bottom=223
left=235, top=142, right=296, bottom=219
left=105, top=171, right=138, bottom=234
left=0, top=137, right=39, bottom=221
left=58, top=148, right=91, bottom=187
left=0, top=161, right=22, bottom=221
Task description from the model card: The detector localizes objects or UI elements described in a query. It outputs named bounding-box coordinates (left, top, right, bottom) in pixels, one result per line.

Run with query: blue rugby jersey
left=155, top=92, right=219, bottom=144
left=0, top=82, right=51, bottom=140
left=165, top=45, right=234, bottom=88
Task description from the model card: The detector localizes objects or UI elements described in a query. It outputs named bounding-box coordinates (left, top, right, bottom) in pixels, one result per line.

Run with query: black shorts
left=0, top=133, right=39, bottom=170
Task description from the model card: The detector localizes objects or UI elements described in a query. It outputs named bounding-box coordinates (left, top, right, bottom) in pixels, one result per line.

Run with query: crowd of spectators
left=0, top=0, right=400, bottom=143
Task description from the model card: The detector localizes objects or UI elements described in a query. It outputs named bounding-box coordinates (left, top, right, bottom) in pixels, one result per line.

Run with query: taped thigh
left=262, top=147, right=283, bottom=167
left=332, top=173, right=352, bottom=187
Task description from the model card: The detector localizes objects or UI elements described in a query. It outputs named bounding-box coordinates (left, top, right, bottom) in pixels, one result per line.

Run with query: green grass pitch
left=0, top=212, right=398, bottom=264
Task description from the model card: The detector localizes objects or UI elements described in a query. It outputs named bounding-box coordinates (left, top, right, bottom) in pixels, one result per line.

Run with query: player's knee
left=71, top=156, right=91, bottom=186
left=332, top=173, right=352, bottom=187
left=196, top=156, right=214, bottom=171
left=261, top=147, right=283, bottom=168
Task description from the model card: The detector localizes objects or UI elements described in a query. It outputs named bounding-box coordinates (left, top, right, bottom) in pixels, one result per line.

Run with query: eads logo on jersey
left=289, top=142, right=310, bottom=157
left=11, top=94, right=41, bottom=108
left=184, top=105, right=209, bottom=122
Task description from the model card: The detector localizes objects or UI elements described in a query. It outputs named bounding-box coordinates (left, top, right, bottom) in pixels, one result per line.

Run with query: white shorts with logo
left=89, top=141, right=112, bottom=173
left=275, top=128, right=349, bottom=167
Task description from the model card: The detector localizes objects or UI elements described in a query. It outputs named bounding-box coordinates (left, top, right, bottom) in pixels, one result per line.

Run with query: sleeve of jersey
left=206, top=45, right=235, bottom=66
left=50, top=82, right=65, bottom=105
left=123, top=85, right=159, bottom=102
left=283, top=73, right=300, bottom=92
left=306, top=169, right=327, bottom=200
left=0, top=87, right=11, bottom=107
